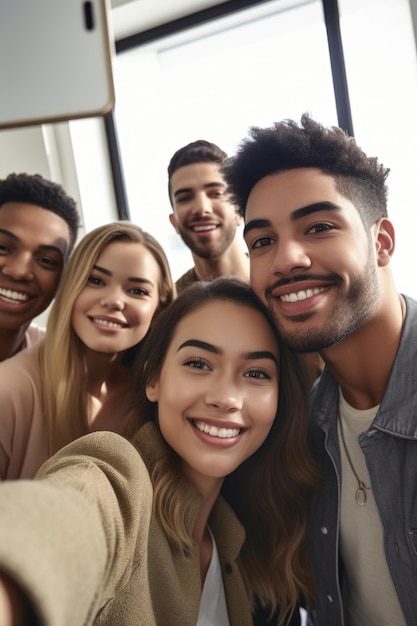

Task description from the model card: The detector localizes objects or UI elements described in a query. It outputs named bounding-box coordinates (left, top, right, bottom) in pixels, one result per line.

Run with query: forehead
left=246, top=167, right=357, bottom=222
left=168, top=300, right=279, bottom=356
left=170, top=161, right=225, bottom=192
left=96, top=240, right=160, bottom=278
left=0, top=201, right=71, bottom=254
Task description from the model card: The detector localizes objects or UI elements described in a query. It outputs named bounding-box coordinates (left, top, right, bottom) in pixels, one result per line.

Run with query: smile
left=280, top=286, right=326, bottom=303
left=0, top=288, right=30, bottom=302
left=191, top=224, right=218, bottom=232
left=92, top=317, right=127, bottom=329
left=193, top=420, right=241, bottom=438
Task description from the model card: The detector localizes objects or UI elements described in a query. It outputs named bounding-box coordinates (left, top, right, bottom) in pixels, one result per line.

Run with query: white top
left=23, top=323, right=46, bottom=350
left=197, top=529, right=230, bottom=626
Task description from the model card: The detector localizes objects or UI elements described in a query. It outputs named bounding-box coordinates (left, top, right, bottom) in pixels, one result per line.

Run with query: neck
left=84, top=350, right=133, bottom=433
left=322, top=292, right=405, bottom=409
left=0, top=325, right=30, bottom=362
left=192, top=481, right=221, bottom=545
left=192, top=240, right=249, bottom=282
left=84, top=349, right=126, bottom=396
left=191, top=480, right=222, bottom=585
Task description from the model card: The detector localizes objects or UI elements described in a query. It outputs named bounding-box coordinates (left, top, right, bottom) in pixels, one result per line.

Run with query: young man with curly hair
left=224, top=114, right=410, bottom=626
left=0, top=173, right=79, bottom=361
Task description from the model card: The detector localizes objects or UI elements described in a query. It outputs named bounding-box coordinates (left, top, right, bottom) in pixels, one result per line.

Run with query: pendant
left=355, top=482, right=368, bottom=506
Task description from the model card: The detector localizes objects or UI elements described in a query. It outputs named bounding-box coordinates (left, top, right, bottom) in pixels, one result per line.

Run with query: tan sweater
left=0, top=423, right=254, bottom=625
left=0, top=345, right=49, bottom=479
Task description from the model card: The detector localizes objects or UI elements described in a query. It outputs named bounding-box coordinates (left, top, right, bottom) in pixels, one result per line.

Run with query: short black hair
left=223, top=114, right=390, bottom=228
left=0, top=173, right=79, bottom=252
left=167, top=140, right=227, bottom=205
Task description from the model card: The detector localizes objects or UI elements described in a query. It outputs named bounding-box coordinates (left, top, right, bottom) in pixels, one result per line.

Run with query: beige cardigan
left=0, top=423, right=255, bottom=625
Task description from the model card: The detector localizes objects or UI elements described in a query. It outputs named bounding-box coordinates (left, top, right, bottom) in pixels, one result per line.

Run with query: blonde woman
left=0, top=221, right=175, bottom=479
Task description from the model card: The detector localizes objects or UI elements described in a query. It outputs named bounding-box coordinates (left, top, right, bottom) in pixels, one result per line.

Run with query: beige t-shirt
left=338, top=391, right=405, bottom=625
left=0, top=345, right=48, bottom=480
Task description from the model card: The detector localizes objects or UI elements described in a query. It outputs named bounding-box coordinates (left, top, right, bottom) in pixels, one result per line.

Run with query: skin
left=71, top=240, right=161, bottom=431
left=169, top=162, right=249, bottom=281
left=244, top=167, right=403, bottom=409
left=0, top=202, right=71, bottom=361
left=0, top=573, right=32, bottom=626
left=146, top=300, right=279, bottom=495
left=71, top=240, right=161, bottom=358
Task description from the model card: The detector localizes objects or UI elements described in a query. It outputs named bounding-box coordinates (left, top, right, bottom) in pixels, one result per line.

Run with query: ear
left=235, top=212, right=244, bottom=226
left=373, top=218, right=395, bottom=267
left=169, top=212, right=179, bottom=233
left=145, top=379, right=159, bottom=402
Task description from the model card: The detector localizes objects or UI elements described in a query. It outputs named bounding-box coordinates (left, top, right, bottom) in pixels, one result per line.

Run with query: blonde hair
left=39, top=221, right=175, bottom=454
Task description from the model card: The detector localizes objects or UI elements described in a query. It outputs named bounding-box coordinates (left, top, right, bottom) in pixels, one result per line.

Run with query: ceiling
left=110, top=0, right=227, bottom=40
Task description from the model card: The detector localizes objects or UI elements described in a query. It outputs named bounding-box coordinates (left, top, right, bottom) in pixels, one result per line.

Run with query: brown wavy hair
left=131, top=276, right=321, bottom=624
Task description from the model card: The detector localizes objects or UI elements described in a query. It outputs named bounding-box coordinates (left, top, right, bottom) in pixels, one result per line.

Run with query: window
left=113, top=0, right=417, bottom=298
left=113, top=0, right=337, bottom=280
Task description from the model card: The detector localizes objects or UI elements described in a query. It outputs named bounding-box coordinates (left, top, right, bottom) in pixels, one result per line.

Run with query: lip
left=189, top=222, right=220, bottom=234
left=269, top=281, right=332, bottom=316
left=0, top=286, right=35, bottom=310
left=189, top=418, right=245, bottom=446
left=88, top=315, right=129, bottom=331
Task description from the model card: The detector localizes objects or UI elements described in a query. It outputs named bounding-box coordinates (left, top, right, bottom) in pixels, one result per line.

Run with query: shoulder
left=40, top=431, right=152, bottom=489
left=175, top=268, right=199, bottom=293
left=0, top=345, right=41, bottom=384
left=0, top=345, right=41, bottom=382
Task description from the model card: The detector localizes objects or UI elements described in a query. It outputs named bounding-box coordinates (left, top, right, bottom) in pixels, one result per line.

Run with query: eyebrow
left=243, top=201, right=341, bottom=236
left=177, top=339, right=278, bottom=365
left=173, top=181, right=226, bottom=200
left=0, top=227, right=65, bottom=256
left=92, top=264, right=155, bottom=286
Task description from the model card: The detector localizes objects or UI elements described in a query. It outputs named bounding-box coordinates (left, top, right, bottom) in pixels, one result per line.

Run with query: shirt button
left=224, top=563, right=233, bottom=574
left=320, top=526, right=328, bottom=535
left=326, top=594, right=333, bottom=603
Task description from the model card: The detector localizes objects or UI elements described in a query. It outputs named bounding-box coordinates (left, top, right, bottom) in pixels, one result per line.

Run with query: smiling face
left=244, top=168, right=386, bottom=353
left=169, top=162, right=240, bottom=260
left=145, top=300, right=279, bottom=492
left=0, top=202, right=71, bottom=332
left=71, top=240, right=161, bottom=356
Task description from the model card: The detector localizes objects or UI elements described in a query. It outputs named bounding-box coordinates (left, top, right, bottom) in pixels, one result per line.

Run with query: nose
left=2, top=252, right=34, bottom=281
left=270, top=239, right=311, bottom=275
left=205, top=377, right=243, bottom=413
left=193, top=192, right=213, bottom=217
left=100, top=290, right=125, bottom=311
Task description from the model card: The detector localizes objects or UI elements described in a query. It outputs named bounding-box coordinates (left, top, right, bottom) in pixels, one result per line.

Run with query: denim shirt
left=308, top=295, right=417, bottom=626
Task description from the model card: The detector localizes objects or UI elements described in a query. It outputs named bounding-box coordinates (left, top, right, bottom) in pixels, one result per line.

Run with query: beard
left=177, top=221, right=237, bottom=260
left=267, top=251, right=380, bottom=353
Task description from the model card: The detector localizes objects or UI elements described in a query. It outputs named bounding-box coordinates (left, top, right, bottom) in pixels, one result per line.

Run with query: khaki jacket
left=0, top=423, right=253, bottom=625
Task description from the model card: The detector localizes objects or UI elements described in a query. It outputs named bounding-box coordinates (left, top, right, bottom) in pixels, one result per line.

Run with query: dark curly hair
left=222, top=113, right=390, bottom=228
left=0, top=173, right=79, bottom=252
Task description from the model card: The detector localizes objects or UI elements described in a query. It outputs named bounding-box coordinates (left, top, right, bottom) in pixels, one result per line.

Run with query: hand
left=0, top=574, right=36, bottom=626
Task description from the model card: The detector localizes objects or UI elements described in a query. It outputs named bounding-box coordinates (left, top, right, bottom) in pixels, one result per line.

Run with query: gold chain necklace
left=338, top=412, right=370, bottom=506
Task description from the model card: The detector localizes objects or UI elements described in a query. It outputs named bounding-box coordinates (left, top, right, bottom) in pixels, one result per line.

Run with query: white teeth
left=194, top=421, right=240, bottom=438
left=93, top=318, right=124, bottom=329
left=193, top=225, right=217, bottom=232
left=280, top=286, right=326, bottom=303
left=0, top=288, right=29, bottom=302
